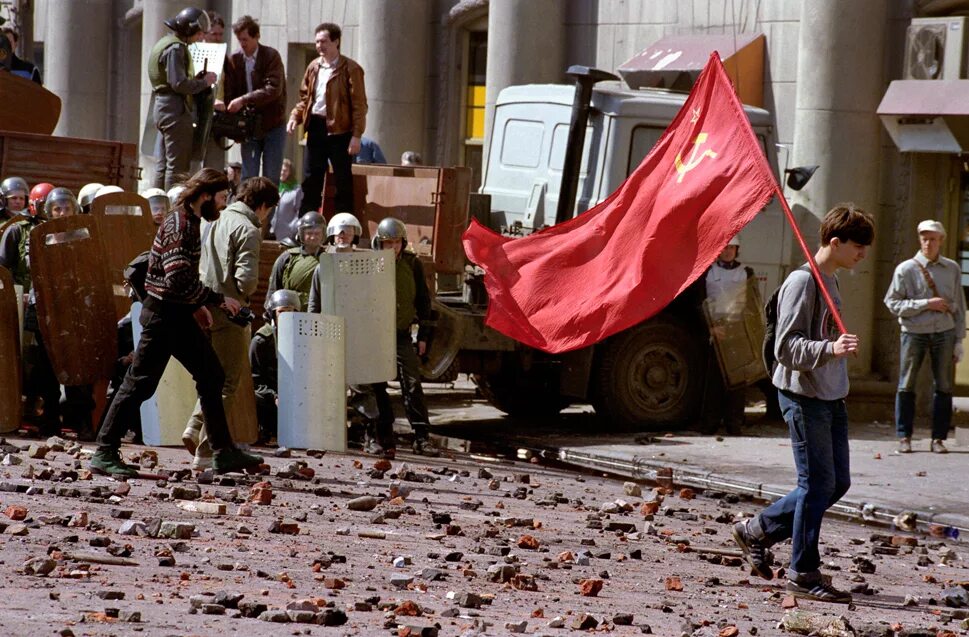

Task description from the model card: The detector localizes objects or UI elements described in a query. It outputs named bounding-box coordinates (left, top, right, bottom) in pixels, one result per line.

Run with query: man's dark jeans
left=96, top=299, right=233, bottom=452
left=300, top=116, right=353, bottom=214
left=895, top=329, right=955, bottom=440
left=755, top=389, right=851, bottom=578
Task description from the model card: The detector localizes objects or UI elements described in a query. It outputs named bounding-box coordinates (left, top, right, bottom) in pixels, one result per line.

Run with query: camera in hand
left=227, top=306, right=255, bottom=327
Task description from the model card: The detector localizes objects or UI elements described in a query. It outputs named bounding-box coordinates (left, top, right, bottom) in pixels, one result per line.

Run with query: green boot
left=213, top=446, right=263, bottom=474
left=90, top=448, right=139, bottom=478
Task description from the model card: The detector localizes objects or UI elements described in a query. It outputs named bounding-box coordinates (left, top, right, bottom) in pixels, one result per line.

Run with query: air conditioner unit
left=904, top=17, right=968, bottom=80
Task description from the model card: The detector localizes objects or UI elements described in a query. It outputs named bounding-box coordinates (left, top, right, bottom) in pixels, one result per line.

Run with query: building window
left=463, top=30, right=487, bottom=191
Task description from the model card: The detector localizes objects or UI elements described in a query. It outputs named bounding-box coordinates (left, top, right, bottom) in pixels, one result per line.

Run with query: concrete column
left=790, top=0, right=888, bottom=374
left=139, top=1, right=184, bottom=187
left=45, top=0, right=111, bottom=139
left=357, top=0, right=430, bottom=164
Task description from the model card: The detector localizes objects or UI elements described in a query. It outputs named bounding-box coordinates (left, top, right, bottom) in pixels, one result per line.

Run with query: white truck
left=432, top=67, right=806, bottom=429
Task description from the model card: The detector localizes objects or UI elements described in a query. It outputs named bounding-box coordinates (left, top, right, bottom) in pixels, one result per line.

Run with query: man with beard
left=91, top=168, right=263, bottom=477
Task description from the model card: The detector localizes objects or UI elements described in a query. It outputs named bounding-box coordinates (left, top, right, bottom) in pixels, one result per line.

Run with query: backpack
left=124, top=250, right=151, bottom=303
left=762, top=266, right=818, bottom=375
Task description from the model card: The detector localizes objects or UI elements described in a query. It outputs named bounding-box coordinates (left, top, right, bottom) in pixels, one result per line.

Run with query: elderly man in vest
left=884, top=219, right=967, bottom=455
left=149, top=8, right=217, bottom=190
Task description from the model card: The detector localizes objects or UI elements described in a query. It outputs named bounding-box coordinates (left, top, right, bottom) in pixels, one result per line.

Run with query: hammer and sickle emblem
left=674, top=133, right=718, bottom=183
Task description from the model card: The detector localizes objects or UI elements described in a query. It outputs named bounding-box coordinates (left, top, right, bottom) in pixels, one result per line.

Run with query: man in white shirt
left=287, top=22, right=368, bottom=214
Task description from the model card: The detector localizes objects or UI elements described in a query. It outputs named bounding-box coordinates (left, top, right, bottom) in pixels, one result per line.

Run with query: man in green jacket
left=182, top=176, right=279, bottom=469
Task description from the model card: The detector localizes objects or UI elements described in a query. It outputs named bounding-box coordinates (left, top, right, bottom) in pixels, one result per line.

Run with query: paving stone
left=347, top=496, right=378, bottom=511
left=157, top=521, right=194, bottom=539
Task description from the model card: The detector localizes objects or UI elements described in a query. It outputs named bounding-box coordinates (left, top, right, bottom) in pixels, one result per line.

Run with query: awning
left=878, top=79, right=969, bottom=153
left=618, top=33, right=765, bottom=107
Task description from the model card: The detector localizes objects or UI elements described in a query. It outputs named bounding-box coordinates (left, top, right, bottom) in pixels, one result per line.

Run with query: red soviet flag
left=462, top=52, right=779, bottom=353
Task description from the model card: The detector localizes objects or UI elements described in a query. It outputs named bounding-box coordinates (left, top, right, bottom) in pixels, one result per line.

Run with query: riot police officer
left=265, top=211, right=325, bottom=312
left=369, top=217, right=438, bottom=457
left=149, top=7, right=217, bottom=190
left=250, top=289, right=301, bottom=443
left=0, top=176, right=29, bottom=221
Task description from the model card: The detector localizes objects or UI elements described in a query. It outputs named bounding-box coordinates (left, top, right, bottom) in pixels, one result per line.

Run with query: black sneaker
left=213, top=446, right=263, bottom=474
left=90, top=448, right=139, bottom=478
left=786, top=576, right=852, bottom=604
left=732, top=519, right=774, bottom=580
left=412, top=437, right=440, bottom=458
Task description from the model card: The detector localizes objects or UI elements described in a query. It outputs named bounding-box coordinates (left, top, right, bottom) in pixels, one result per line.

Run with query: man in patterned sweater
left=91, top=168, right=263, bottom=476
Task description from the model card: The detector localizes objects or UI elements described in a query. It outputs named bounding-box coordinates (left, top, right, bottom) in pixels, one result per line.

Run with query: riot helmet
left=297, top=211, right=325, bottom=249
left=1, top=176, right=29, bottom=213
left=167, top=185, right=185, bottom=208
left=371, top=217, right=408, bottom=251
left=45, top=187, right=80, bottom=219
left=268, top=289, right=301, bottom=314
left=141, top=188, right=170, bottom=225
left=164, top=7, right=210, bottom=39
left=94, top=185, right=123, bottom=200
left=29, top=182, right=55, bottom=217
left=78, top=182, right=104, bottom=211
left=326, top=212, right=362, bottom=248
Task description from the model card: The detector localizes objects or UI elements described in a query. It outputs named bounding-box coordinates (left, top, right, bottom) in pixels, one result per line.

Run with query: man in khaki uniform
left=182, top=176, right=279, bottom=469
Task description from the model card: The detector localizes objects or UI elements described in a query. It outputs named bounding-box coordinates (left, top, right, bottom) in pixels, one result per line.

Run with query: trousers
left=97, top=299, right=233, bottom=452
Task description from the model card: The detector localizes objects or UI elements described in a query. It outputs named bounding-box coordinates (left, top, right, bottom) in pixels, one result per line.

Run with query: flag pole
left=773, top=184, right=849, bottom=335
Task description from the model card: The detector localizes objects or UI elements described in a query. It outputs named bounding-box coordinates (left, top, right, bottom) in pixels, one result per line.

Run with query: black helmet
left=164, top=7, right=210, bottom=38
left=371, top=217, right=407, bottom=251
left=0, top=176, right=29, bottom=213
left=44, top=187, right=80, bottom=219
left=296, top=211, right=324, bottom=244
left=268, top=289, right=301, bottom=313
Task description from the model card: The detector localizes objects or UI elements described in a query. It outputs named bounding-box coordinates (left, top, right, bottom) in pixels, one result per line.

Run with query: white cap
left=917, top=219, right=946, bottom=236
left=726, top=234, right=741, bottom=247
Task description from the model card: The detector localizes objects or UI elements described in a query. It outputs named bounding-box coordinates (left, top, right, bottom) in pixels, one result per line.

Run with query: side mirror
left=784, top=165, right=819, bottom=191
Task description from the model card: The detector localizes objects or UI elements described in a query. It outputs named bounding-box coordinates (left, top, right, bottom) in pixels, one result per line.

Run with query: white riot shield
left=131, top=302, right=197, bottom=446
left=277, top=312, right=346, bottom=451
left=315, top=251, right=396, bottom=384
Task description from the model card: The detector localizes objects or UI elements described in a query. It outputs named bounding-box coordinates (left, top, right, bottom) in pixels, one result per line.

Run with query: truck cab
left=450, top=79, right=796, bottom=428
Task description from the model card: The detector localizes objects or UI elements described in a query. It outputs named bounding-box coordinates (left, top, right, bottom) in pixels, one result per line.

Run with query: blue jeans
left=755, top=390, right=850, bottom=577
left=241, top=123, right=286, bottom=185
left=895, top=329, right=954, bottom=440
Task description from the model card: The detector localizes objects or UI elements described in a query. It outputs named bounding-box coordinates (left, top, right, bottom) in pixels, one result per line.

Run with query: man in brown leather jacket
left=220, top=15, right=287, bottom=185
left=287, top=22, right=368, bottom=214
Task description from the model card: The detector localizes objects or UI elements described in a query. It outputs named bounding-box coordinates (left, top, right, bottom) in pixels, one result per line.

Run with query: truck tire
left=592, top=320, right=703, bottom=428
left=472, top=371, right=570, bottom=419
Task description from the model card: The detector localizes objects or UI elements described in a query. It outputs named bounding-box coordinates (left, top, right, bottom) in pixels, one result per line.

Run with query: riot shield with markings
left=90, top=192, right=157, bottom=320
left=30, top=216, right=116, bottom=385
left=703, top=277, right=767, bottom=389
left=277, top=312, right=347, bottom=451
left=0, top=266, right=22, bottom=433
left=315, top=251, right=396, bottom=384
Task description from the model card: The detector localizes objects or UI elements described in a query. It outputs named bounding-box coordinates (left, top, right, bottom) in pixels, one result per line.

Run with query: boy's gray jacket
left=772, top=268, right=849, bottom=401
left=199, top=201, right=262, bottom=303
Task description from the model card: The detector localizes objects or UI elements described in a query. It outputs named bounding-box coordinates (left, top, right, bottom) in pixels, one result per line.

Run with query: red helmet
left=29, top=182, right=55, bottom=217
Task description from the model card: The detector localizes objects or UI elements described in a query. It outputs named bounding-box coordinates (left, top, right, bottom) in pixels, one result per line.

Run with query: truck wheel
left=593, top=320, right=703, bottom=428
left=472, top=371, right=570, bottom=419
